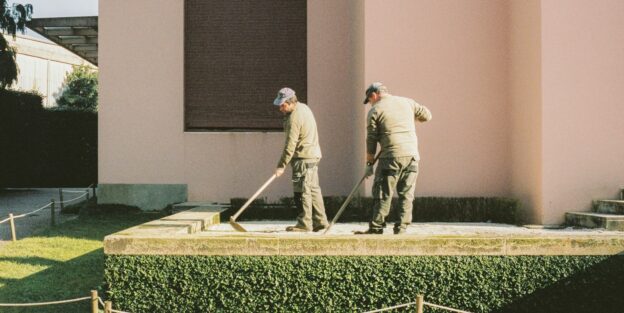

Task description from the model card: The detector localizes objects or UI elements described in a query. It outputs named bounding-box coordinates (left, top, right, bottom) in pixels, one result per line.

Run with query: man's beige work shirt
left=366, top=95, right=432, bottom=159
left=277, top=102, right=322, bottom=168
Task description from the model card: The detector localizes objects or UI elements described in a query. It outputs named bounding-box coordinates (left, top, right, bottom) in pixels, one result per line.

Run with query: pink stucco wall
left=540, top=0, right=624, bottom=224
left=509, top=0, right=543, bottom=223
left=99, top=0, right=365, bottom=202
left=100, top=0, right=624, bottom=223
left=363, top=0, right=511, bottom=198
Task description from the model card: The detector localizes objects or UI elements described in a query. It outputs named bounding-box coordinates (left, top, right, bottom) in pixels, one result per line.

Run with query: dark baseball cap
left=273, top=87, right=296, bottom=106
left=363, top=82, right=384, bottom=104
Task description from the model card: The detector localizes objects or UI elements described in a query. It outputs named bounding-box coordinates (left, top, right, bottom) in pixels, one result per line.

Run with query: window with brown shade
left=184, top=0, right=307, bottom=131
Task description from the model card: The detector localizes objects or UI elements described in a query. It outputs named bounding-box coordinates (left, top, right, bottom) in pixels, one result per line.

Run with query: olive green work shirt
left=366, top=95, right=432, bottom=159
left=277, top=102, right=322, bottom=168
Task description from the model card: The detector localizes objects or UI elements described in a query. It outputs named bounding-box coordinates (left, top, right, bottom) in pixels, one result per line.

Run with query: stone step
left=593, top=200, right=624, bottom=214
left=115, top=205, right=230, bottom=236
left=172, top=201, right=230, bottom=213
left=163, top=205, right=229, bottom=231
left=565, top=212, right=624, bottom=231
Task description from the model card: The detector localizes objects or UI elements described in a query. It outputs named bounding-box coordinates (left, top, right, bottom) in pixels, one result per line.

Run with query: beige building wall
left=540, top=0, right=624, bottom=224
left=10, top=35, right=90, bottom=107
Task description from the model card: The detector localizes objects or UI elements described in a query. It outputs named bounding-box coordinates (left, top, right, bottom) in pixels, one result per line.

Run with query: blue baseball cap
left=273, top=87, right=296, bottom=106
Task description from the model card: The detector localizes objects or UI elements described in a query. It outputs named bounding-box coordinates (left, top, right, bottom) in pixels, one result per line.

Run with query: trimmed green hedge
left=228, top=197, right=519, bottom=224
left=0, top=89, right=97, bottom=187
left=104, top=255, right=624, bottom=313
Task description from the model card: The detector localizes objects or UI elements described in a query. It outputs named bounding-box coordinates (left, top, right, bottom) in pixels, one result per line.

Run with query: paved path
left=0, top=188, right=89, bottom=242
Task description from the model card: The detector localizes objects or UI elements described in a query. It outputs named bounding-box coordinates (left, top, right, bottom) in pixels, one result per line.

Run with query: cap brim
left=273, top=97, right=284, bottom=106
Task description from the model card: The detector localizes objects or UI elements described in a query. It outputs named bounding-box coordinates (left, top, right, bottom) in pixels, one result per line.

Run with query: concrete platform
left=104, top=207, right=624, bottom=256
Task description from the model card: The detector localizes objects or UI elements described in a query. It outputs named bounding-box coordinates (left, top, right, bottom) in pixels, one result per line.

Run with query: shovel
left=323, top=153, right=380, bottom=235
left=229, top=174, right=277, bottom=232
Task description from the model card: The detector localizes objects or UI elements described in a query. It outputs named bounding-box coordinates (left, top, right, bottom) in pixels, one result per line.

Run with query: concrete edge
left=103, top=234, right=624, bottom=256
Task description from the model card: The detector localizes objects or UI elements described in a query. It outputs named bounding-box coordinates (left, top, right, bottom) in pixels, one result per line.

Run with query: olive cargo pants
left=291, top=159, right=329, bottom=230
left=370, top=156, right=419, bottom=231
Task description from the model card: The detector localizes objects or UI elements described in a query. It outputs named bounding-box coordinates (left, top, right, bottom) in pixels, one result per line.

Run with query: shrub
left=0, top=89, right=97, bottom=187
left=104, top=255, right=624, bottom=313
left=228, top=196, right=519, bottom=224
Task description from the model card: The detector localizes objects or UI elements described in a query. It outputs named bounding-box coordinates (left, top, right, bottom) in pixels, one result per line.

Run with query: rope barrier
left=57, top=192, right=88, bottom=205
left=361, top=301, right=417, bottom=313
left=0, top=296, right=91, bottom=307
left=361, top=299, right=471, bottom=313
left=61, top=190, right=90, bottom=194
left=4, top=202, right=52, bottom=221
left=424, top=301, right=472, bottom=313
left=0, top=190, right=89, bottom=224
left=0, top=295, right=132, bottom=313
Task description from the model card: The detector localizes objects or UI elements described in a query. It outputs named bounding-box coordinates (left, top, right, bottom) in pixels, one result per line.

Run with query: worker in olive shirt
left=274, top=87, right=329, bottom=232
left=356, top=82, right=432, bottom=235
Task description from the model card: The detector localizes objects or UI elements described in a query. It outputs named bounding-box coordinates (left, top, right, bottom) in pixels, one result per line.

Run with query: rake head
left=229, top=216, right=247, bottom=232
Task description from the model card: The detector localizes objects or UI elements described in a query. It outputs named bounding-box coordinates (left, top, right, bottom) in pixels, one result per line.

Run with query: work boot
left=286, top=225, right=310, bottom=232
left=393, top=227, right=406, bottom=235
left=313, top=224, right=328, bottom=232
left=354, top=228, right=383, bottom=235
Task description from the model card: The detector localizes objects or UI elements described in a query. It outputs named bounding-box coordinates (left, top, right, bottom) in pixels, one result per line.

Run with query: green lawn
left=0, top=209, right=162, bottom=313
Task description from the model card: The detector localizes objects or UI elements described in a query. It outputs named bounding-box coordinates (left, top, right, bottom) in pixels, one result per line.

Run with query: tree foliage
left=56, top=65, right=99, bottom=112
left=0, top=0, right=32, bottom=89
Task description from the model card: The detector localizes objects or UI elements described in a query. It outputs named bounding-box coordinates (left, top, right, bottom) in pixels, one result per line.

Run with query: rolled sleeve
left=413, top=101, right=432, bottom=122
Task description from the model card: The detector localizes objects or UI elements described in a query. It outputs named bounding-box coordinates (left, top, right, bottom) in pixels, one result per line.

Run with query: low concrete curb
left=104, top=206, right=624, bottom=256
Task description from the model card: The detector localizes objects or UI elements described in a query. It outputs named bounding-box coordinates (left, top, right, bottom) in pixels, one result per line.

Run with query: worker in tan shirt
left=274, top=87, right=329, bottom=232
left=356, top=82, right=432, bottom=235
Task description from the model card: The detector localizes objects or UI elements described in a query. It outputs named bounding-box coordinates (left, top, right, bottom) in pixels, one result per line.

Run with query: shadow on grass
left=0, top=207, right=164, bottom=313
left=0, top=256, right=62, bottom=268
left=491, top=255, right=624, bottom=313
left=0, top=249, right=104, bottom=313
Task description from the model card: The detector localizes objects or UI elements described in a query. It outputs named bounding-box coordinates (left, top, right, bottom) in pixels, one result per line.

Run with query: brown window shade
left=184, top=0, right=307, bottom=131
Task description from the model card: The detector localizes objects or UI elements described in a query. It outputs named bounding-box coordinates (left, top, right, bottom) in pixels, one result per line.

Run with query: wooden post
left=50, top=199, right=56, bottom=227
left=416, top=294, right=424, bottom=313
left=9, top=213, right=16, bottom=242
left=86, top=189, right=90, bottom=201
left=105, top=300, right=112, bottom=313
left=90, top=290, right=98, bottom=313
left=59, top=188, right=64, bottom=211
left=92, top=184, right=96, bottom=199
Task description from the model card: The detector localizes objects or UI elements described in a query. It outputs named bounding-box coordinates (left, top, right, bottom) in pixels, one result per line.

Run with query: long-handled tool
left=229, top=174, right=277, bottom=232
left=323, top=153, right=380, bottom=235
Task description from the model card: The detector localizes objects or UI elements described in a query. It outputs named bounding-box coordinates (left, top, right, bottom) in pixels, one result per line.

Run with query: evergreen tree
left=56, top=65, right=98, bottom=112
left=0, top=0, right=32, bottom=89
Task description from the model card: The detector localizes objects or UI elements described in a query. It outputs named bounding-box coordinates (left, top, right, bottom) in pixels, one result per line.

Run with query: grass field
left=0, top=209, right=162, bottom=313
